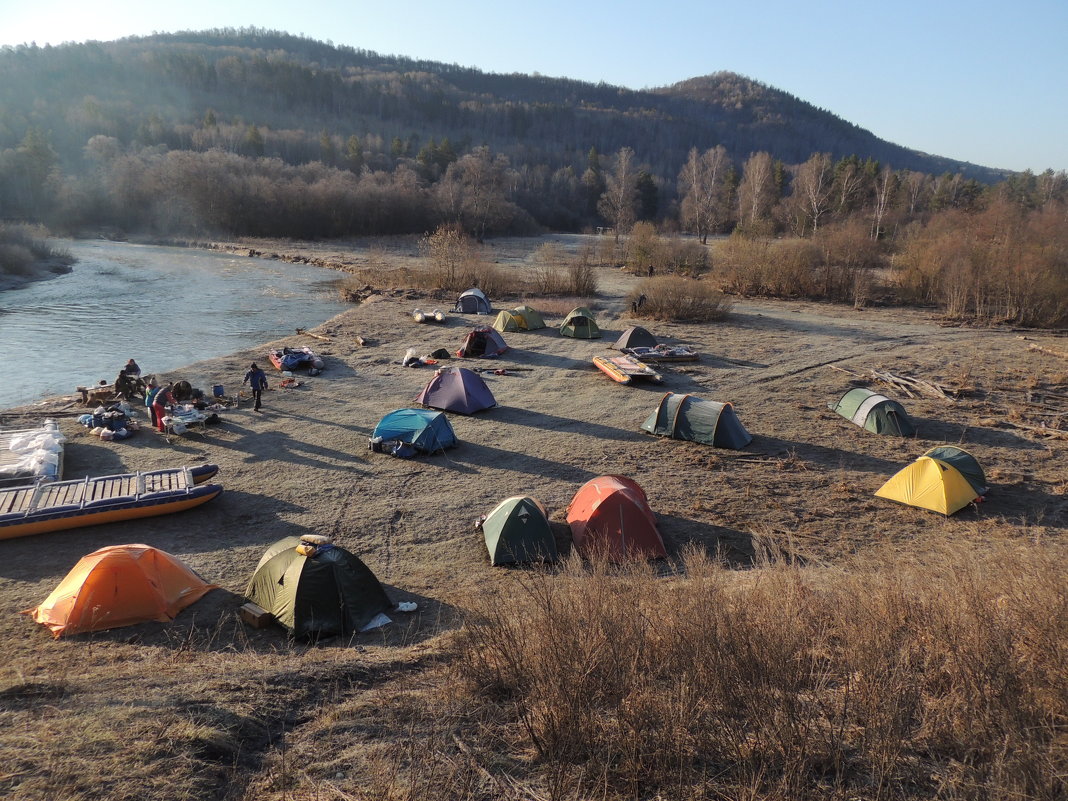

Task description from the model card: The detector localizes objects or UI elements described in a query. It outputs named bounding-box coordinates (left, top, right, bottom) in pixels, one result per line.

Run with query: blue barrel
left=212, top=384, right=225, bottom=398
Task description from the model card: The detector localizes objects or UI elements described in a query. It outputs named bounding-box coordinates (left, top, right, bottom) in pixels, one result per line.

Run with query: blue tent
left=370, top=409, right=458, bottom=454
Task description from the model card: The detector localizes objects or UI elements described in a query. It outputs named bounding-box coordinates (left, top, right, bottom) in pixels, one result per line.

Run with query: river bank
left=2, top=238, right=1066, bottom=799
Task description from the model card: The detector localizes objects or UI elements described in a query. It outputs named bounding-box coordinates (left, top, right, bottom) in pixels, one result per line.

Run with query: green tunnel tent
left=245, top=537, right=394, bottom=638
left=560, top=307, right=601, bottom=339
left=492, top=310, right=522, bottom=333
left=510, top=305, right=546, bottom=330
left=830, top=387, right=916, bottom=437
left=481, top=495, right=558, bottom=565
left=641, top=393, right=753, bottom=449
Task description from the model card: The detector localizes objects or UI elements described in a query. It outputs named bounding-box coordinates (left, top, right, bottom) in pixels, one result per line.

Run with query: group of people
left=110, top=358, right=270, bottom=432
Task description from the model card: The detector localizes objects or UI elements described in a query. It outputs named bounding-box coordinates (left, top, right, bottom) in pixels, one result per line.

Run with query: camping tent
left=641, top=393, right=753, bottom=449
left=456, top=326, right=509, bottom=358
left=245, top=536, right=393, bottom=637
left=454, top=287, right=492, bottom=315
left=875, top=445, right=988, bottom=515
left=830, top=387, right=916, bottom=437
left=371, top=408, right=458, bottom=454
left=560, top=307, right=601, bottom=339
left=415, top=367, right=497, bottom=414
left=613, top=325, right=658, bottom=350
left=492, top=310, right=523, bottom=333
left=511, top=305, right=546, bottom=330
left=25, top=544, right=217, bottom=637
left=566, top=475, right=666, bottom=560
left=482, top=495, right=558, bottom=565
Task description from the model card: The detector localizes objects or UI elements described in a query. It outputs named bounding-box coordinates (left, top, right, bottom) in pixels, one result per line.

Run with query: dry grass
left=443, top=541, right=1068, bottom=800
left=627, top=275, right=733, bottom=322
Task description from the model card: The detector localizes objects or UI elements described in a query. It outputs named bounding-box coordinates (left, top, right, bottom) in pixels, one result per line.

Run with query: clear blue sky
left=3, top=0, right=1066, bottom=173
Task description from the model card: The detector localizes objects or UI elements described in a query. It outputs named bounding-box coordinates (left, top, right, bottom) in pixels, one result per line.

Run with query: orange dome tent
left=566, top=475, right=666, bottom=561
left=24, top=544, right=217, bottom=637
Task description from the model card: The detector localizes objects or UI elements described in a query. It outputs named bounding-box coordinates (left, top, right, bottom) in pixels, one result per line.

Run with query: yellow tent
left=24, top=544, right=217, bottom=637
left=875, top=453, right=982, bottom=516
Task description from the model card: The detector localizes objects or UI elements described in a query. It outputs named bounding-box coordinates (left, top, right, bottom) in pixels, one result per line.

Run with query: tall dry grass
left=627, top=275, right=733, bottom=322
left=450, top=542, right=1068, bottom=800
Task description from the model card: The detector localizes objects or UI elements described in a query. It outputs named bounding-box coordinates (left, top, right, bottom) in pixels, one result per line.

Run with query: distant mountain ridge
left=0, top=28, right=1003, bottom=183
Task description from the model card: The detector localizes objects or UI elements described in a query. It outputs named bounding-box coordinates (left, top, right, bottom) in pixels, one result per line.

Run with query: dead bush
left=627, top=275, right=732, bottom=322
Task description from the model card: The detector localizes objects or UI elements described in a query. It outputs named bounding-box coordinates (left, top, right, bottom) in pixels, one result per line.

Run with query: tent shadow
left=492, top=406, right=637, bottom=441
left=744, top=435, right=907, bottom=476
left=437, top=441, right=599, bottom=483
left=53, top=583, right=456, bottom=653
left=909, top=416, right=1048, bottom=450
left=656, top=514, right=813, bottom=569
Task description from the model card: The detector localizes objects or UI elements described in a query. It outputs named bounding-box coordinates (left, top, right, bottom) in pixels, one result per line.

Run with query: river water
left=0, top=240, right=349, bottom=410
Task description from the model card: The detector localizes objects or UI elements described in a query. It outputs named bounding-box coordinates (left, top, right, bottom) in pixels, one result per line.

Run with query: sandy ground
left=1, top=234, right=1066, bottom=798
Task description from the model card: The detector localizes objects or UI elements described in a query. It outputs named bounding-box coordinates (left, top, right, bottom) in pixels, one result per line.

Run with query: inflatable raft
left=0, top=464, right=221, bottom=540
left=592, top=355, right=663, bottom=385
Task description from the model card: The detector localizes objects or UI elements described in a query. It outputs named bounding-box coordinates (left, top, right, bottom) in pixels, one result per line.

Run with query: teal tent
left=641, top=393, right=753, bottom=449
left=481, top=496, right=558, bottom=566
left=370, top=408, right=457, bottom=454
left=830, top=387, right=916, bottom=437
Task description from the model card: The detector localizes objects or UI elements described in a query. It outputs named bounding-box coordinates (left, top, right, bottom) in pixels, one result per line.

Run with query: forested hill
left=0, top=28, right=1014, bottom=239
left=0, top=28, right=997, bottom=181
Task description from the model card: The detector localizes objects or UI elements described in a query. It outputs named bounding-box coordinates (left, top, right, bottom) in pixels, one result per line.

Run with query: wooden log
left=1028, top=343, right=1068, bottom=359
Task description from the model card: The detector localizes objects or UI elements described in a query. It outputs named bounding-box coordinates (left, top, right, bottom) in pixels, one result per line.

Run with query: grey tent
left=481, top=496, right=558, bottom=566
left=641, top=393, right=753, bottom=449
left=613, top=325, right=658, bottom=350
left=830, top=387, right=916, bottom=437
left=245, top=536, right=393, bottom=638
left=415, top=367, right=497, bottom=414
left=454, top=287, right=492, bottom=314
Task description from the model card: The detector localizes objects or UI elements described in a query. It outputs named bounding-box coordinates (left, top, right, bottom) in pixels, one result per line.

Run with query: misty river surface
left=0, top=240, right=349, bottom=410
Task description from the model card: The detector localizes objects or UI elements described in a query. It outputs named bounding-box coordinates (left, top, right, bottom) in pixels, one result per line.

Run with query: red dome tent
left=566, top=475, right=666, bottom=561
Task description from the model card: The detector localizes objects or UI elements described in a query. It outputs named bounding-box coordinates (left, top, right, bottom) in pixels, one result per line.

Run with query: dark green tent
left=641, top=393, right=753, bottom=449
left=481, top=496, right=557, bottom=566
left=829, top=387, right=916, bottom=437
left=923, top=445, right=987, bottom=495
left=245, top=537, right=393, bottom=638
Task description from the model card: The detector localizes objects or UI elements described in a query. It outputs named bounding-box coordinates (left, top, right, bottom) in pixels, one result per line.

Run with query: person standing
left=152, top=383, right=175, bottom=432
left=243, top=363, right=268, bottom=412
left=144, top=380, right=161, bottom=428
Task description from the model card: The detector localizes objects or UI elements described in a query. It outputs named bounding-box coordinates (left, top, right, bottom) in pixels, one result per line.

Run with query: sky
left=2, top=0, right=1066, bottom=174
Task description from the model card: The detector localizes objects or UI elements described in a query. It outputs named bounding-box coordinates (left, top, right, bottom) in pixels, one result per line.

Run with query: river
left=0, top=240, right=350, bottom=410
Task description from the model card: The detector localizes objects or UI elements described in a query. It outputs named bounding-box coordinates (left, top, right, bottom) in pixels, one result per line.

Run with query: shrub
left=627, top=275, right=732, bottom=322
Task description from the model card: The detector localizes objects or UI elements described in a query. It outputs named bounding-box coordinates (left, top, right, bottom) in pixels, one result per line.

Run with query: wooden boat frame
left=593, top=355, right=663, bottom=385
left=0, top=464, right=221, bottom=540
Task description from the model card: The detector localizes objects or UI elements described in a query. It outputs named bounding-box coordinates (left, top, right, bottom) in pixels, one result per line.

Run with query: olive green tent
left=481, top=496, right=558, bottom=566
left=830, top=387, right=916, bottom=437
left=560, top=307, right=601, bottom=339
left=245, top=537, right=393, bottom=638
left=641, top=393, right=753, bottom=449
left=511, top=305, right=546, bottom=330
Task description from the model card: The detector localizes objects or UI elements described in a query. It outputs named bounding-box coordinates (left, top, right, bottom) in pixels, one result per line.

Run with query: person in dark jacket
left=243, top=363, right=268, bottom=411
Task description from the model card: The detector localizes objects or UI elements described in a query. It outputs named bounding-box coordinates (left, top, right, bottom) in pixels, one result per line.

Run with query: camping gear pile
left=78, top=403, right=137, bottom=441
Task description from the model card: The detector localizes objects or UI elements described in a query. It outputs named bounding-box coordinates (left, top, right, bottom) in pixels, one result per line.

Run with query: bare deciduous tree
left=737, top=151, right=777, bottom=234
left=677, top=145, right=730, bottom=243
left=597, top=146, right=639, bottom=242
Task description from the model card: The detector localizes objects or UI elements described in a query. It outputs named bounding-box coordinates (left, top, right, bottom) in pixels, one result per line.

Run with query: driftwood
left=1000, top=420, right=1068, bottom=439
left=828, top=365, right=959, bottom=402
left=295, top=328, right=331, bottom=342
left=1028, top=342, right=1068, bottom=360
